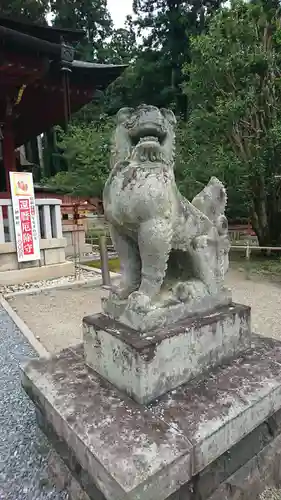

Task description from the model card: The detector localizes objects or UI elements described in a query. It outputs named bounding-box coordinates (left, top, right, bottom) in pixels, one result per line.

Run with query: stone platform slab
left=83, top=303, right=251, bottom=404
left=22, top=335, right=281, bottom=500
left=102, top=287, right=232, bottom=332
left=45, top=408, right=281, bottom=500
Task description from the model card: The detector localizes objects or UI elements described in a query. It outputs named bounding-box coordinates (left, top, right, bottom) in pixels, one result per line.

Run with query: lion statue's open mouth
left=129, top=124, right=167, bottom=146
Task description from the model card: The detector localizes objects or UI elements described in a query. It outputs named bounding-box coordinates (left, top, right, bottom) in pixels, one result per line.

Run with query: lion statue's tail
left=191, top=177, right=228, bottom=236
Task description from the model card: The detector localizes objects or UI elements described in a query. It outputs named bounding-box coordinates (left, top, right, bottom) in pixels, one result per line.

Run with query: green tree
left=183, top=0, right=281, bottom=245
left=175, top=122, right=249, bottom=221
left=0, top=0, right=48, bottom=23
left=129, top=0, right=224, bottom=114
left=104, top=50, right=176, bottom=114
left=251, top=0, right=280, bottom=13
left=69, top=25, right=137, bottom=124
left=45, top=117, right=114, bottom=197
left=103, top=27, right=137, bottom=64
left=50, top=0, right=112, bottom=61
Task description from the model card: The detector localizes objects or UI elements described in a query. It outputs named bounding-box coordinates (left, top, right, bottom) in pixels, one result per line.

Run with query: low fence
left=231, top=244, right=281, bottom=259
left=0, top=198, right=63, bottom=244
left=85, top=236, right=114, bottom=252
left=94, top=237, right=281, bottom=287
left=0, top=198, right=72, bottom=283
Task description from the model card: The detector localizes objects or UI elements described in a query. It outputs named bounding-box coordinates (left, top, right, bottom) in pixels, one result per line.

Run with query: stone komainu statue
left=102, top=104, right=231, bottom=331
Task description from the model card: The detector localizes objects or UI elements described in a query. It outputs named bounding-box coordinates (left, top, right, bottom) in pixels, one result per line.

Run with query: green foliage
left=129, top=0, right=223, bottom=114
left=50, top=0, right=112, bottom=61
left=0, top=0, right=48, bottom=23
left=182, top=0, right=281, bottom=244
left=45, top=118, right=114, bottom=197
left=103, top=26, right=137, bottom=64
left=50, top=1, right=136, bottom=65
left=105, top=50, right=177, bottom=114
left=102, top=0, right=224, bottom=116
left=86, top=258, right=120, bottom=272
left=86, top=226, right=109, bottom=239
left=175, top=119, right=249, bottom=221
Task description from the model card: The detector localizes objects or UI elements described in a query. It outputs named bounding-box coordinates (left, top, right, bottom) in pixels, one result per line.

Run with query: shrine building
left=0, top=15, right=126, bottom=284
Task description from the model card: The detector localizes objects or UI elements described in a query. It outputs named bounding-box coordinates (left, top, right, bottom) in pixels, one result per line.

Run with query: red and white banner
left=10, top=172, right=40, bottom=262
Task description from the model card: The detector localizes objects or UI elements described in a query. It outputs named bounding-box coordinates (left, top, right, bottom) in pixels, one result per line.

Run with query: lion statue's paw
left=192, top=235, right=209, bottom=250
left=126, top=291, right=151, bottom=313
left=172, top=280, right=208, bottom=303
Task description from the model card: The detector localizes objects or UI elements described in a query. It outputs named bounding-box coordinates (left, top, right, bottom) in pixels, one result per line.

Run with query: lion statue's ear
left=116, top=107, right=134, bottom=124
left=160, top=108, right=177, bottom=125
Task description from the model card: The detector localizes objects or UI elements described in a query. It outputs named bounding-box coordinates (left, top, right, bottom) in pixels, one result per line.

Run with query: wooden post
left=245, top=242, right=251, bottom=280
left=99, top=235, right=110, bottom=286
left=0, top=206, right=5, bottom=244
left=62, top=69, right=71, bottom=132
left=2, top=100, right=16, bottom=194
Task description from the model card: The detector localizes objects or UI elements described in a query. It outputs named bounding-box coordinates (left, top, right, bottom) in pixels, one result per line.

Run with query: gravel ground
left=68, top=251, right=117, bottom=262
left=7, top=268, right=281, bottom=355
left=0, top=307, right=66, bottom=500
left=0, top=268, right=99, bottom=297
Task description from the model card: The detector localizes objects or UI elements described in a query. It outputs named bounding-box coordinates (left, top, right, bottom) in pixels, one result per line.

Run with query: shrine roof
left=0, top=16, right=127, bottom=146
left=0, top=15, right=85, bottom=44
left=0, top=15, right=127, bottom=80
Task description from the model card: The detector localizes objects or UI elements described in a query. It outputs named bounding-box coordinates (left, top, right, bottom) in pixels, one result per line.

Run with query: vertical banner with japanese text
left=10, top=172, right=40, bottom=262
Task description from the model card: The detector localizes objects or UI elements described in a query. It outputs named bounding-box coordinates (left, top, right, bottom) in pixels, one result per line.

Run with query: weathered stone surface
left=103, top=287, right=232, bottom=332
left=102, top=104, right=231, bottom=332
left=150, top=335, right=281, bottom=476
left=168, top=407, right=281, bottom=499
left=83, top=304, right=251, bottom=404
left=22, top=335, right=281, bottom=500
left=168, top=429, right=281, bottom=500
left=207, top=433, right=281, bottom=500
left=48, top=449, right=91, bottom=500
left=44, top=400, right=281, bottom=500
left=38, top=406, right=107, bottom=500
left=22, top=346, right=192, bottom=500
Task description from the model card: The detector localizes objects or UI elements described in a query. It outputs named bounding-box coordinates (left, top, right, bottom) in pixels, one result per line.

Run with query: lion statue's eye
left=116, top=107, right=134, bottom=125
left=126, top=117, right=137, bottom=127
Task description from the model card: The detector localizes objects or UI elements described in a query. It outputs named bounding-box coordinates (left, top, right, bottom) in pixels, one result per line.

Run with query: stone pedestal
left=83, top=304, right=251, bottom=404
left=22, top=335, right=281, bottom=500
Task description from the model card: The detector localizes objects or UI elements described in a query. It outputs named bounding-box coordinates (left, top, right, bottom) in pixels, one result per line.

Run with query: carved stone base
left=83, top=303, right=251, bottom=404
left=102, top=287, right=233, bottom=332
left=22, top=335, right=281, bottom=500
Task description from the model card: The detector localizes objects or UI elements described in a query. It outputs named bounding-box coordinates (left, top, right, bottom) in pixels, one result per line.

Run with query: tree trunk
left=251, top=200, right=281, bottom=248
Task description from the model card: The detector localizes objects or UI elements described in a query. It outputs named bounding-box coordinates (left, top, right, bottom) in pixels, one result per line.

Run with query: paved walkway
left=0, top=307, right=66, bottom=500
left=8, top=287, right=108, bottom=354
left=225, top=270, right=281, bottom=339
left=8, top=269, right=281, bottom=355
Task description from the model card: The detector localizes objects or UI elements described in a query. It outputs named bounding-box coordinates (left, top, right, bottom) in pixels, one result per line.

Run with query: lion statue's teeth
left=138, top=136, right=160, bottom=144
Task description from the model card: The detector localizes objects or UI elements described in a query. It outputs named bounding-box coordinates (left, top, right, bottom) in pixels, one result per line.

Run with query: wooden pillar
left=2, top=101, right=16, bottom=194
left=62, top=69, right=71, bottom=132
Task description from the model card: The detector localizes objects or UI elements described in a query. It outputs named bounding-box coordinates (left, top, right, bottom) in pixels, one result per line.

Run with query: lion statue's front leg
left=106, top=217, right=173, bottom=314
left=126, top=217, right=172, bottom=312
left=108, top=226, right=141, bottom=300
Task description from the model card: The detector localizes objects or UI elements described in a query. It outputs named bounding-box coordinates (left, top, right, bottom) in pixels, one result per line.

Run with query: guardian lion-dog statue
left=102, top=104, right=231, bottom=331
